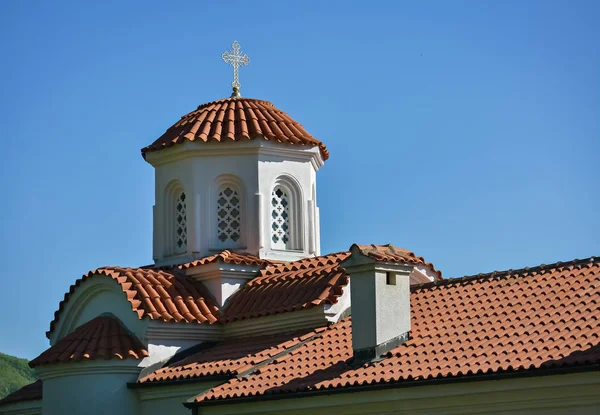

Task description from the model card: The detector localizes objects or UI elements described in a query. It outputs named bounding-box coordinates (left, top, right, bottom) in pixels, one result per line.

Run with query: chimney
left=341, top=244, right=422, bottom=362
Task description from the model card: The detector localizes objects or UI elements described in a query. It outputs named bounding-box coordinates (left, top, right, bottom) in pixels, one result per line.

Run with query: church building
left=1, top=42, right=598, bottom=415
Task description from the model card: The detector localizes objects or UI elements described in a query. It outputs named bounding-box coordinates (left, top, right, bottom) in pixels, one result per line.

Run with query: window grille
left=217, top=187, right=241, bottom=243
left=271, top=187, right=290, bottom=247
left=175, top=192, right=187, bottom=252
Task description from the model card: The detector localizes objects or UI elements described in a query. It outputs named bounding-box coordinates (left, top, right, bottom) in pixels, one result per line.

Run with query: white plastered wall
left=147, top=140, right=323, bottom=265
left=137, top=382, right=222, bottom=415
left=36, top=360, right=140, bottom=415
left=152, top=145, right=260, bottom=265
left=257, top=146, right=320, bottom=261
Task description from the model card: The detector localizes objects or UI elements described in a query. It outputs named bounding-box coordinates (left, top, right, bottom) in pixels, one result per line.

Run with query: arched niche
left=270, top=174, right=304, bottom=251
left=164, top=179, right=187, bottom=256
left=50, top=275, right=148, bottom=346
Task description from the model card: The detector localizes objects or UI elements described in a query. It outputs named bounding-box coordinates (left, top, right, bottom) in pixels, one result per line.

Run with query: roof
left=175, top=250, right=273, bottom=270
left=141, top=98, right=329, bottom=160
left=49, top=246, right=436, bottom=342
left=221, top=246, right=439, bottom=323
left=31, top=316, right=148, bottom=367
left=48, top=266, right=219, bottom=338
left=0, top=380, right=42, bottom=406
left=221, top=252, right=350, bottom=323
left=191, top=256, right=600, bottom=404
left=137, top=327, right=326, bottom=384
left=350, top=243, right=442, bottom=278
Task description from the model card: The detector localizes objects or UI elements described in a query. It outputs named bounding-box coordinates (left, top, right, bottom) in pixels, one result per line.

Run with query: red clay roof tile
left=48, top=247, right=437, bottom=340
left=351, top=243, right=442, bottom=278
left=48, top=266, right=219, bottom=338
left=221, top=252, right=351, bottom=323
left=193, top=256, right=600, bottom=403
left=31, top=316, right=148, bottom=367
left=0, top=380, right=42, bottom=406
left=141, top=98, right=329, bottom=160
left=221, top=246, right=438, bottom=323
left=174, top=250, right=273, bottom=270
left=138, top=327, right=324, bottom=384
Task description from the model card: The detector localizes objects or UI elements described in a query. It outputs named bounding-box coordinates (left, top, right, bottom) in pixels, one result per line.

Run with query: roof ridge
left=351, top=244, right=442, bottom=279
left=262, top=251, right=350, bottom=275
left=148, top=251, right=270, bottom=271
left=412, top=255, right=599, bottom=291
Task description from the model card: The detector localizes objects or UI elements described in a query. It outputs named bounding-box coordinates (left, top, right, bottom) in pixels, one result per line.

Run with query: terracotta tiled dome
left=142, top=98, right=329, bottom=160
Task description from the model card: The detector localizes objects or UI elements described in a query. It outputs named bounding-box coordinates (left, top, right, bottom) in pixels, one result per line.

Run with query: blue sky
left=0, top=0, right=598, bottom=359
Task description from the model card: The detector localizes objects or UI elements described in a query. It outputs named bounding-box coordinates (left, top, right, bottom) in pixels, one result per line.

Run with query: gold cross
left=222, top=41, right=250, bottom=97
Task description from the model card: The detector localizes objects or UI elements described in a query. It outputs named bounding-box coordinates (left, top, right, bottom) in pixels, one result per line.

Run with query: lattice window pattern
left=217, top=187, right=241, bottom=243
left=271, top=188, right=290, bottom=245
left=175, top=192, right=187, bottom=251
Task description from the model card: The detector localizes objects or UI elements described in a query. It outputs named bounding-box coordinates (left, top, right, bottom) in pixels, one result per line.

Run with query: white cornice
left=411, top=264, right=438, bottom=283
left=324, top=281, right=351, bottom=323
left=145, top=307, right=333, bottom=343
left=258, top=143, right=324, bottom=170
left=36, top=359, right=141, bottom=380
left=224, top=306, right=329, bottom=338
left=184, top=262, right=261, bottom=281
left=145, top=140, right=324, bottom=170
left=0, top=399, right=42, bottom=415
left=146, top=320, right=224, bottom=342
left=136, top=381, right=222, bottom=401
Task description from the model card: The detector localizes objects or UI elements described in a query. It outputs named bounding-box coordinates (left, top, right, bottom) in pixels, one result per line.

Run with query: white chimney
left=341, top=244, right=423, bottom=362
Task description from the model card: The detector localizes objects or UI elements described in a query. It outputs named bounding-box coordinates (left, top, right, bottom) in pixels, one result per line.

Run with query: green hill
left=0, top=353, right=38, bottom=399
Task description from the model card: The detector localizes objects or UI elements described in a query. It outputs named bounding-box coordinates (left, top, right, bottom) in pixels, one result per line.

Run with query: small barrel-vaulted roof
left=47, top=266, right=220, bottom=339
left=31, top=316, right=148, bottom=367
left=141, top=97, right=329, bottom=160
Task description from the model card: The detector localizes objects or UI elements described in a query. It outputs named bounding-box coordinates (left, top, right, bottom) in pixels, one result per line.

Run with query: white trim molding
left=0, top=399, right=42, bottom=415
left=224, top=307, right=329, bottom=338
left=145, top=140, right=324, bottom=171
left=36, top=359, right=142, bottom=381
left=192, top=371, right=600, bottom=415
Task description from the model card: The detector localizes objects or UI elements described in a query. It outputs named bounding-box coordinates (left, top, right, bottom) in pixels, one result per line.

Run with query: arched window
left=271, top=177, right=302, bottom=250
left=165, top=181, right=187, bottom=256
left=212, top=175, right=245, bottom=249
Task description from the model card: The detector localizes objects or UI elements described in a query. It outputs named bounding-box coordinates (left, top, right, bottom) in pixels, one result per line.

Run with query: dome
left=142, top=97, right=329, bottom=160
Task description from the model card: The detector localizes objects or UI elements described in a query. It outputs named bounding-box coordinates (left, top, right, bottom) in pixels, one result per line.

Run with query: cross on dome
left=222, top=41, right=250, bottom=98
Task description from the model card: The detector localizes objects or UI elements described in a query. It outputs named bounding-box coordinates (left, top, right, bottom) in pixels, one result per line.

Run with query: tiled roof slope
left=138, top=327, right=326, bottom=384
left=193, top=256, right=600, bottom=403
left=221, top=252, right=350, bottom=323
left=0, top=380, right=42, bottom=406
left=31, top=316, right=148, bottom=367
left=141, top=98, right=329, bottom=160
left=48, top=266, right=219, bottom=338
left=352, top=244, right=442, bottom=278
left=222, top=246, right=439, bottom=323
